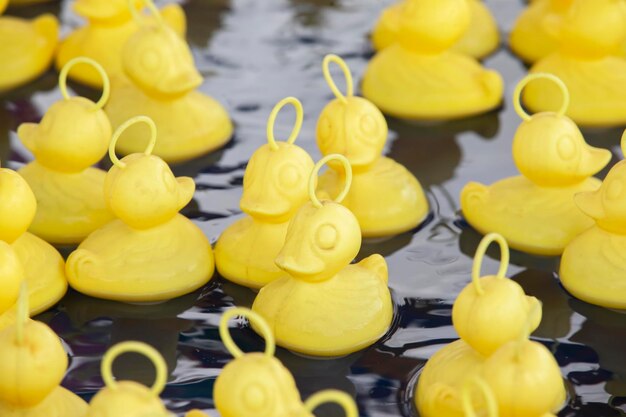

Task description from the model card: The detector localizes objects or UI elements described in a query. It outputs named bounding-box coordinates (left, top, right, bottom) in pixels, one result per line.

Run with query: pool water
left=2, top=0, right=626, bottom=416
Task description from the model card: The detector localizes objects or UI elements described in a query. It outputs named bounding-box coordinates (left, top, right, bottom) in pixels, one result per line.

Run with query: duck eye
left=243, top=382, right=269, bottom=411
left=317, top=115, right=333, bottom=147
left=277, top=163, right=300, bottom=189
left=243, top=157, right=257, bottom=190
left=557, top=134, right=577, bottom=161
left=606, top=177, right=624, bottom=201
left=316, top=223, right=338, bottom=250
left=360, top=113, right=379, bottom=138
left=140, top=48, right=161, bottom=72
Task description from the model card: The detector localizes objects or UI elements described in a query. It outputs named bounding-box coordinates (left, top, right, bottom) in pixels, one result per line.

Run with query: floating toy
left=215, top=97, right=314, bottom=289
left=193, top=307, right=359, bottom=417
left=461, top=74, right=610, bottom=255
left=18, top=58, right=114, bottom=245
left=0, top=3, right=58, bottom=91
left=0, top=285, right=88, bottom=416
left=252, top=155, right=393, bottom=356
left=362, top=0, right=502, bottom=120
left=560, top=131, right=626, bottom=309
left=66, top=116, right=214, bottom=302
left=316, top=55, right=428, bottom=237
left=104, top=0, right=232, bottom=162
left=0, top=166, right=67, bottom=315
left=523, top=0, right=626, bottom=127
left=0, top=242, right=22, bottom=314
left=372, top=0, right=499, bottom=59
left=56, top=0, right=185, bottom=88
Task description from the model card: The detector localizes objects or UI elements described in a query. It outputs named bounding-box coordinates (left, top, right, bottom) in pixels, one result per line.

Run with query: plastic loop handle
left=59, top=57, right=110, bottom=110
left=304, top=390, right=358, bottom=417
left=513, top=73, right=570, bottom=121
left=308, top=154, right=352, bottom=208
left=472, top=233, right=509, bottom=296
left=323, top=54, right=354, bottom=104
left=266, top=97, right=303, bottom=151
left=109, top=116, right=157, bottom=168
left=462, top=377, right=498, bottom=417
left=219, top=307, right=276, bottom=359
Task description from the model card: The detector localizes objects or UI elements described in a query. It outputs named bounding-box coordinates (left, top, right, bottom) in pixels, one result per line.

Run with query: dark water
left=2, top=0, right=626, bottom=416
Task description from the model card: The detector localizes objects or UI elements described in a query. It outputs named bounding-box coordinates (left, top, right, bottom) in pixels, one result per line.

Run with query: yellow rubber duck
left=104, top=0, right=233, bottom=163
left=560, top=131, right=626, bottom=309
left=0, top=166, right=67, bottom=315
left=372, top=0, right=499, bottom=59
left=0, top=2, right=58, bottom=91
left=461, top=74, right=611, bottom=255
left=17, top=58, right=114, bottom=245
left=0, top=241, right=21, bottom=314
left=188, top=307, right=360, bottom=417
left=215, top=98, right=314, bottom=289
left=251, top=155, right=393, bottom=357
left=66, top=116, right=214, bottom=302
left=56, top=0, right=186, bottom=88
left=316, top=55, right=429, bottom=237
left=523, top=0, right=626, bottom=127
left=362, top=0, right=503, bottom=120
left=0, top=285, right=88, bottom=417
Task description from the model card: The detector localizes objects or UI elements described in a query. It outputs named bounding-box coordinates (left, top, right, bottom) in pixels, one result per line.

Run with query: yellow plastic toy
left=104, top=0, right=232, bottom=162
left=523, top=0, right=626, bottom=127
left=252, top=155, right=393, bottom=356
left=204, top=307, right=359, bottom=417
left=361, top=0, right=503, bottom=120
left=18, top=58, right=114, bottom=245
left=560, top=131, right=626, bottom=309
left=215, top=97, right=314, bottom=289
left=0, top=3, right=58, bottom=91
left=316, top=55, right=428, bottom=237
left=461, top=74, right=610, bottom=255
left=56, top=0, right=186, bottom=88
left=0, top=285, right=88, bottom=417
left=372, top=0, right=499, bottom=59
left=66, top=116, right=214, bottom=302
left=0, top=166, right=67, bottom=315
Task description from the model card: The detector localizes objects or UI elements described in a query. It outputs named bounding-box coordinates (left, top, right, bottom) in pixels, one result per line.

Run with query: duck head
left=547, top=0, right=626, bottom=58
left=122, top=12, right=202, bottom=98
left=513, top=73, right=610, bottom=186
left=0, top=168, right=36, bottom=244
left=397, top=0, right=471, bottom=53
left=0, top=285, right=69, bottom=408
left=240, top=97, right=314, bottom=223
left=104, top=116, right=194, bottom=229
left=275, top=155, right=361, bottom=282
left=452, top=234, right=541, bottom=356
left=73, top=0, right=141, bottom=23
left=0, top=242, right=23, bottom=313
left=317, top=55, right=387, bottom=170
left=18, top=58, right=112, bottom=173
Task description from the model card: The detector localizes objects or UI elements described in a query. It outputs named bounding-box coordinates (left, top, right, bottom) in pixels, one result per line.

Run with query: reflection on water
left=1, top=0, right=626, bottom=415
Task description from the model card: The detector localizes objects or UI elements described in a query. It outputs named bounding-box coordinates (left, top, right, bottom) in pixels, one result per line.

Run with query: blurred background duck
left=461, top=74, right=610, bottom=255
left=66, top=116, right=214, bottom=302
left=0, top=167, right=66, bottom=315
left=252, top=155, right=393, bottom=357
left=56, top=0, right=185, bottom=88
left=104, top=0, right=232, bottom=162
left=362, top=0, right=502, bottom=120
left=17, top=58, right=113, bottom=245
left=0, top=0, right=57, bottom=91
left=316, top=55, right=428, bottom=238
left=372, top=0, right=499, bottom=59
left=215, top=98, right=314, bottom=289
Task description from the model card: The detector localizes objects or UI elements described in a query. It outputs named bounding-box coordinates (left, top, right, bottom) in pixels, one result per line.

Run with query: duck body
left=362, top=46, right=502, bottom=120
left=67, top=215, right=213, bottom=302
left=318, top=158, right=428, bottom=237
left=0, top=13, right=58, bottom=91
left=461, top=176, right=600, bottom=255
left=18, top=162, right=112, bottom=244
left=372, top=0, right=499, bottom=59
left=56, top=4, right=185, bottom=88
left=252, top=254, right=392, bottom=357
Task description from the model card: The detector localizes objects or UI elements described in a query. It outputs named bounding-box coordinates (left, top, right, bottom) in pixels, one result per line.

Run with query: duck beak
left=157, top=67, right=202, bottom=96
left=579, top=145, right=611, bottom=177
left=240, top=187, right=291, bottom=220
left=526, top=296, right=542, bottom=334
left=574, top=188, right=605, bottom=220
left=16, top=123, right=38, bottom=154
left=275, top=236, right=324, bottom=279
left=177, top=177, right=195, bottom=209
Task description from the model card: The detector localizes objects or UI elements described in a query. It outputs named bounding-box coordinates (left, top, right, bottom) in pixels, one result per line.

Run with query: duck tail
left=358, top=254, right=388, bottom=283
left=33, top=14, right=59, bottom=44
left=66, top=249, right=100, bottom=285
left=460, top=182, right=488, bottom=214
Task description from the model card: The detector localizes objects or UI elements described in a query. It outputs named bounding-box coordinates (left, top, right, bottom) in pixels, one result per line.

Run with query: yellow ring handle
left=309, top=154, right=352, bottom=208
left=304, top=390, right=358, bottom=417
left=266, top=97, right=303, bottom=150
left=15, top=281, right=28, bottom=345
left=471, top=233, right=509, bottom=296
left=219, top=307, right=275, bottom=359
left=59, top=57, right=110, bottom=111
left=128, top=0, right=163, bottom=26
left=323, top=54, right=354, bottom=103
left=462, top=377, right=498, bottom=417
left=109, top=116, right=157, bottom=168
left=101, top=341, right=167, bottom=396
left=513, top=73, right=569, bottom=121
